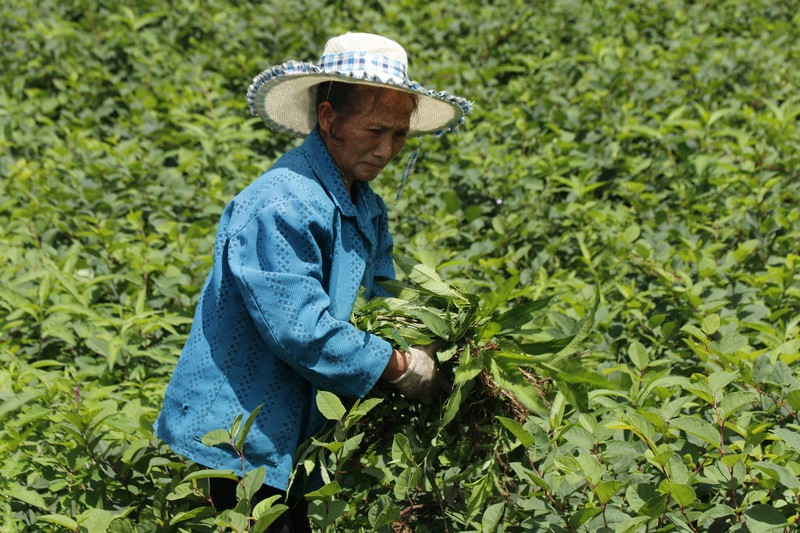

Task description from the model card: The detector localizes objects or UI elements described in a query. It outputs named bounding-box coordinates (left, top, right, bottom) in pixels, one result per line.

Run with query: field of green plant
left=2, top=0, right=799, bottom=531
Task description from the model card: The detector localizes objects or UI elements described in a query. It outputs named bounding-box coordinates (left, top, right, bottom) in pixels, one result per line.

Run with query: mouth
left=362, top=162, right=384, bottom=172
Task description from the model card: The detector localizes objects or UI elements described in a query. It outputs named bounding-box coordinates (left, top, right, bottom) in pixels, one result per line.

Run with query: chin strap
left=396, top=136, right=423, bottom=201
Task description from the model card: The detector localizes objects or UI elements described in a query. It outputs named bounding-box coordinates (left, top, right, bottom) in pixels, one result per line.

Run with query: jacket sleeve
left=370, top=197, right=396, bottom=298
left=226, top=193, right=391, bottom=399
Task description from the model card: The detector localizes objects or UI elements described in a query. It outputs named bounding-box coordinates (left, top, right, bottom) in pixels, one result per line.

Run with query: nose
left=373, top=133, right=394, bottom=160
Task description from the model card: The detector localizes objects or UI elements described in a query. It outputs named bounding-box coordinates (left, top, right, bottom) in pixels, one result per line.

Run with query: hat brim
left=247, top=61, right=472, bottom=137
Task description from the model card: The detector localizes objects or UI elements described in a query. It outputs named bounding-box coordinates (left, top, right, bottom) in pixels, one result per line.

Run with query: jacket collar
left=302, top=128, right=379, bottom=247
left=303, top=128, right=357, bottom=218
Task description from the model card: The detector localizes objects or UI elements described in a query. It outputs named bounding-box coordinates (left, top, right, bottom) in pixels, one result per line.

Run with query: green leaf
left=392, top=467, right=416, bottom=500
left=644, top=447, right=674, bottom=468
left=408, top=307, right=455, bottom=339
left=743, top=504, right=789, bottom=532
left=670, top=416, right=721, bottom=449
left=550, top=392, right=567, bottom=430
left=391, top=433, right=415, bottom=465
left=667, top=453, right=691, bottom=485
left=303, top=481, right=341, bottom=500
left=616, top=516, right=652, bottom=533
left=623, top=224, right=641, bottom=243
left=681, top=324, right=707, bottom=342
left=595, top=480, right=624, bottom=504
left=201, top=429, right=231, bottom=448
left=571, top=507, right=602, bottom=527
left=607, top=413, right=656, bottom=448
left=454, top=347, right=484, bottom=385
left=556, top=379, right=590, bottom=413
left=493, top=296, right=552, bottom=332
left=477, top=274, right=519, bottom=320
left=214, top=509, right=249, bottom=531
left=169, top=505, right=214, bottom=526
left=786, top=389, right=800, bottom=411
left=519, top=336, right=573, bottom=355
left=394, top=255, right=469, bottom=304
left=733, top=239, right=759, bottom=263
left=183, top=469, right=239, bottom=482
left=379, top=279, right=424, bottom=300
left=436, top=342, right=460, bottom=363
left=628, top=341, right=649, bottom=370
left=488, top=358, right=546, bottom=414
left=720, top=453, right=747, bottom=468
left=237, top=466, right=266, bottom=501
left=350, top=397, right=383, bottom=417
left=575, top=451, right=603, bottom=485
left=718, top=334, right=748, bottom=355
left=496, top=416, right=536, bottom=449
left=697, top=504, right=735, bottom=529
left=685, top=379, right=715, bottom=405
left=658, top=480, right=696, bottom=508
left=0, top=389, right=46, bottom=419
left=235, top=404, right=263, bottom=451
left=339, top=433, right=365, bottom=462
left=561, top=426, right=596, bottom=450
left=772, top=428, right=800, bottom=454
left=555, top=362, right=612, bottom=388
left=77, top=509, right=126, bottom=532
left=310, top=437, right=344, bottom=453
left=718, top=391, right=758, bottom=420
left=523, top=470, right=550, bottom=491
left=252, top=503, right=289, bottom=533
left=548, top=288, right=599, bottom=366
left=481, top=502, right=505, bottom=532
left=639, top=494, right=668, bottom=517
left=466, top=474, right=494, bottom=522
left=707, top=370, right=736, bottom=392
left=626, top=483, right=659, bottom=513
left=366, top=496, right=401, bottom=529
left=440, top=379, right=475, bottom=427
left=478, top=320, right=502, bottom=342
left=230, top=414, right=243, bottom=442
left=316, top=390, right=346, bottom=421
left=702, top=314, right=720, bottom=335
left=39, top=515, right=79, bottom=529
left=7, top=485, right=48, bottom=511
left=166, top=483, right=196, bottom=501
left=753, top=461, right=800, bottom=489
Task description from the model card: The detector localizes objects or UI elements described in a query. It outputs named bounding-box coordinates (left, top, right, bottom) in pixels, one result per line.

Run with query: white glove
left=389, top=344, right=451, bottom=405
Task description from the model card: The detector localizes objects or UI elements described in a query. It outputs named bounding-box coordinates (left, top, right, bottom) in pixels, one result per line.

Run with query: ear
left=317, top=101, right=336, bottom=135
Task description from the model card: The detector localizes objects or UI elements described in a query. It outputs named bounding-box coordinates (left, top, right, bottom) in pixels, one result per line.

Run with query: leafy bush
left=1, top=0, right=798, bottom=531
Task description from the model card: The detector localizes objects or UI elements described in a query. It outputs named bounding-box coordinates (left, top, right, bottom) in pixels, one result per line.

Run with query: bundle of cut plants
left=351, top=255, right=599, bottom=445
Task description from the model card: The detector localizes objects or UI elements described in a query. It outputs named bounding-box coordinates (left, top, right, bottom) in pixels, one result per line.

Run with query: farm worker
left=154, top=32, right=471, bottom=531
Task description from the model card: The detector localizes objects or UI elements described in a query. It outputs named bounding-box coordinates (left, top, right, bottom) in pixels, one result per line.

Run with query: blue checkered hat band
left=318, top=51, right=407, bottom=80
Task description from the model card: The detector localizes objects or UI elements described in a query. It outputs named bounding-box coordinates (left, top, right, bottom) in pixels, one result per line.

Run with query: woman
left=154, top=32, right=471, bottom=530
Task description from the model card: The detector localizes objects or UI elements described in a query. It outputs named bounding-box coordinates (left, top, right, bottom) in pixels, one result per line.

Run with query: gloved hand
left=389, top=344, right=451, bottom=405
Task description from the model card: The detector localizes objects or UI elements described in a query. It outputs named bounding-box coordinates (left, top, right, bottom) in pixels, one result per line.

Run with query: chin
left=357, top=172, right=381, bottom=183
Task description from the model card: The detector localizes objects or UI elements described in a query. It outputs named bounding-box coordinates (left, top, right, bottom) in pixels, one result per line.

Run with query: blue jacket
left=154, top=128, right=395, bottom=490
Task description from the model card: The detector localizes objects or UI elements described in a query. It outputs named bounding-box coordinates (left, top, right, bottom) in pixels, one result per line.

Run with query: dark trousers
left=208, top=477, right=312, bottom=533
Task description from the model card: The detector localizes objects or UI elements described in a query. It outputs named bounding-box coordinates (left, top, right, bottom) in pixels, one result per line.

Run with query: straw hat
left=247, top=32, right=472, bottom=137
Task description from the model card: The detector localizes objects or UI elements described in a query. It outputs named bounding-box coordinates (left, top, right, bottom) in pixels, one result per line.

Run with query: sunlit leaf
left=670, top=417, right=721, bottom=449
left=316, top=390, right=346, bottom=422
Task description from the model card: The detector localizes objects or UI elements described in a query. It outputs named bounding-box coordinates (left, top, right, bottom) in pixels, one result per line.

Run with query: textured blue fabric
left=154, top=128, right=395, bottom=490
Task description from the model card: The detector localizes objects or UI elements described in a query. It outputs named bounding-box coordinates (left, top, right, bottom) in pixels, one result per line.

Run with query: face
left=318, top=87, right=415, bottom=189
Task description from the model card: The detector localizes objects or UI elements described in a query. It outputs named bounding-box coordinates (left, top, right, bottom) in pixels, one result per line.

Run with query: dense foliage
left=2, top=0, right=799, bottom=531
